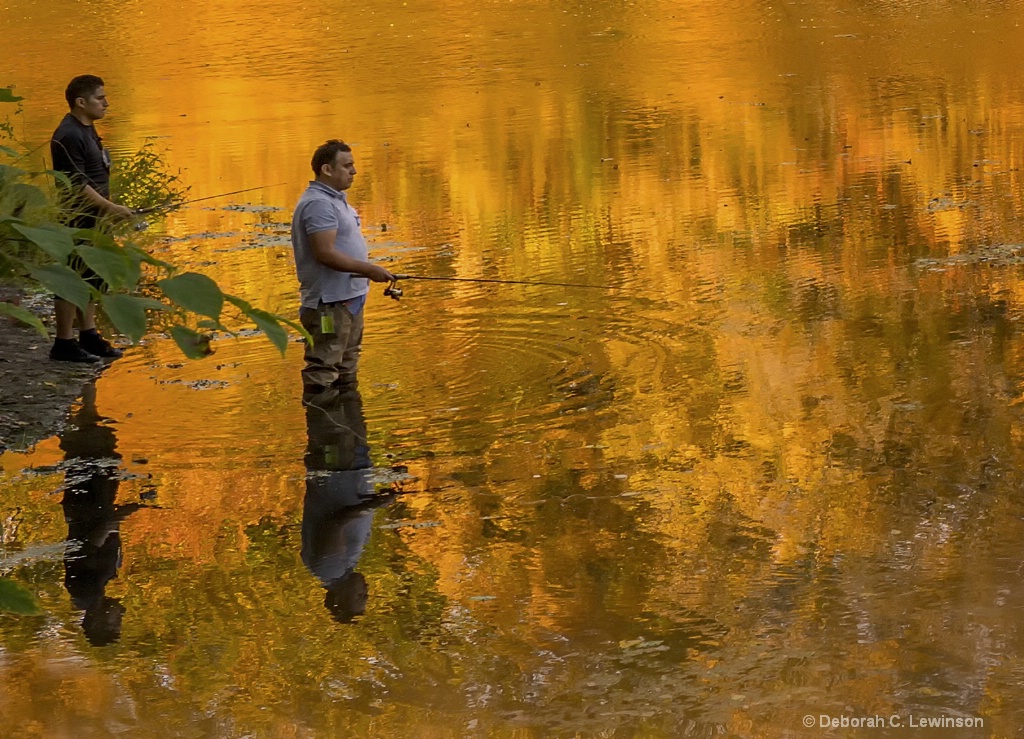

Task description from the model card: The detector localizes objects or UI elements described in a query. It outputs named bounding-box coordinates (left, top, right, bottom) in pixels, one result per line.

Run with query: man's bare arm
left=309, top=230, right=394, bottom=282
left=51, top=136, right=132, bottom=218
left=82, top=184, right=133, bottom=218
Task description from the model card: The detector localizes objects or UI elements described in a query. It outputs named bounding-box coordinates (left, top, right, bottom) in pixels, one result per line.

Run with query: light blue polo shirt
left=291, top=180, right=370, bottom=311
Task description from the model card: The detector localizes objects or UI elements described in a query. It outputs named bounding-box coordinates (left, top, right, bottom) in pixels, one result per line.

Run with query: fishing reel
left=383, top=279, right=403, bottom=300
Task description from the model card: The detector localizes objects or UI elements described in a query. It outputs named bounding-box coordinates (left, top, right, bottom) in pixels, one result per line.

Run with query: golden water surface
left=3, top=0, right=1024, bottom=735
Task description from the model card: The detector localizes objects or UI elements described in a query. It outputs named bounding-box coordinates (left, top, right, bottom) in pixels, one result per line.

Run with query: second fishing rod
left=132, top=183, right=291, bottom=215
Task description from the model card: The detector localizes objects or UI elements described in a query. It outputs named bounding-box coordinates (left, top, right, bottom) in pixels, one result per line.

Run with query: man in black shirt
left=49, top=75, right=133, bottom=363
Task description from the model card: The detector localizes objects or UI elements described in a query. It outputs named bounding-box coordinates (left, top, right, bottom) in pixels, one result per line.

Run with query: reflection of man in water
left=301, top=387, right=394, bottom=623
left=60, top=383, right=138, bottom=646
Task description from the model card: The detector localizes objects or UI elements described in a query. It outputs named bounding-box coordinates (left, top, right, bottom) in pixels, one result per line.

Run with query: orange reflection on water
left=3, top=0, right=1024, bottom=734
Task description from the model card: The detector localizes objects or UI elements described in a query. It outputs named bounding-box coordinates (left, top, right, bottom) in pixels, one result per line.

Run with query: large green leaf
left=243, top=307, right=289, bottom=356
left=75, top=244, right=132, bottom=290
left=87, top=233, right=164, bottom=274
left=28, top=263, right=91, bottom=310
left=0, top=578, right=41, bottom=615
left=3, top=182, right=49, bottom=212
left=0, top=88, right=24, bottom=103
left=169, top=326, right=213, bottom=359
left=123, top=252, right=142, bottom=288
left=226, top=293, right=299, bottom=351
left=11, top=223, right=76, bottom=261
left=224, top=294, right=252, bottom=311
left=0, top=163, right=26, bottom=182
left=277, top=314, right=312, bottom=346
left=138, top=251, right=175, bottom=271
left=0, top=301, right=47, bottom=336
left=131, top=297, right=172, bottom=312
left=101, top=294, right=148, bottom=342
left=74, top=228, right=113, bottom=247
left=157, top=272, right=224, bottom=321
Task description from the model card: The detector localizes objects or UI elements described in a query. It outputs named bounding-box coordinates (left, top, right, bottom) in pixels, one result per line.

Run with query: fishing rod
left=133, top=183, right=290, bottom=215
left=382, top=273, right=615, bottom=300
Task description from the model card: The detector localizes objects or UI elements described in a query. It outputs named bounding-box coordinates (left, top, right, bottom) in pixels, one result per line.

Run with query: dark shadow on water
left=301, top=384, right=397, bottom=624
left=60, top=382, right=140, bottom=647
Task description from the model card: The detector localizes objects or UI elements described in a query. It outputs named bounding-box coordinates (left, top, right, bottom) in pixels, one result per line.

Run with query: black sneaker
left=50, top=340, right=102, bottom=363
left=79, top=332, right=124, bottom=359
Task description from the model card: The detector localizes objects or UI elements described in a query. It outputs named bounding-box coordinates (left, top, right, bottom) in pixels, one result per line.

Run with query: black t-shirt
left=50, top=113, right=111, bottom=229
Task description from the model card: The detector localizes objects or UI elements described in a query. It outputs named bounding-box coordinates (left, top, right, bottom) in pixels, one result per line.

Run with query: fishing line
left=382, top=273, right=618, bottom=299
left=133, top=183, right=291, bottom=214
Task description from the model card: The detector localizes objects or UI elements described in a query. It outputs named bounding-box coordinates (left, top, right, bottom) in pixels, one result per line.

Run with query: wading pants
left=299, top=301, right=364, bottom=389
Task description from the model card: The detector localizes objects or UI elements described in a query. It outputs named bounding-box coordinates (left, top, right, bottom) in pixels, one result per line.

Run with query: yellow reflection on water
left=3, top=0, right=1024, bottom=734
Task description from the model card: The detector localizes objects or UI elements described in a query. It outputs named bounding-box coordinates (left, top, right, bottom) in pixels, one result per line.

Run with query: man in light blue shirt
left=291, top=140, right=395, bottom=391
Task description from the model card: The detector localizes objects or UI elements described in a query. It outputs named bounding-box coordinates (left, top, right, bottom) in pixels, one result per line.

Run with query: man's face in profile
left=323, top=150, right=356, bottom=192
left=77, top=86, right=109, bottom=122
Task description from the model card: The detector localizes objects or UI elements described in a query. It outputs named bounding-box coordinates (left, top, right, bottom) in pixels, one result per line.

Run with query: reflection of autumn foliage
left=3, top=0, right=1024, bottom=734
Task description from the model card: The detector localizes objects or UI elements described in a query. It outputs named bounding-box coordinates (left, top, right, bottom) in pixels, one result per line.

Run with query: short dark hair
left=65, top=75, right=105, bottom=109
left=311, top=139, right=351, bottom=176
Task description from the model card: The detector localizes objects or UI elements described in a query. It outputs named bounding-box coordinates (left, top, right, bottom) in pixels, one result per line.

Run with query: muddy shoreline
left=0, top=288, right=103, bottom=453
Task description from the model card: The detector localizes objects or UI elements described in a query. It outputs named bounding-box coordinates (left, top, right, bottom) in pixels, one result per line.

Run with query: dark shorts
left=65, top=251, right=108, bottom=294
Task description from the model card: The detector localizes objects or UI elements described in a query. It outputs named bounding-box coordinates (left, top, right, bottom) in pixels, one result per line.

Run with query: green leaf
left=0, top=578, right=41, bottom=615
left=3, top=182, right=49, bottom=211
left=122, top=251, right=142, bottom=288
left=28, top=263, right=91, bottom=310
left=11, top=223, right=76, bottom=261
left=224, top=294, right=252, bottom=312
left=0, top=88, right=24, bottom=103
left=243, top=307, right=289, bottom=356
left=0, top=163, right=26, bottom=182
left=74, top=228, right=113, bottom=247
left=0, top=301, right=48, bottom=336
left=42, top=168, right=73, bottom=188
left=100, top=294, right=147, bottom=342
left=157, top=272, right=223, bottom=321
left=139, top=252, right=175, bottom=271
left=277, top=314, right=312, bottom=346
left=169, top=325, right=213, bottom=359
left=74, top=244, right=131, bottom=290
left=131, top=297, right=172, bottom=312
left=0, top=145, right=21, bottom=159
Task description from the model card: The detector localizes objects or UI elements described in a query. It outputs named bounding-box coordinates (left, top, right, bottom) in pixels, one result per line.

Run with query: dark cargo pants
left=299, top=301, right=364, bottom=389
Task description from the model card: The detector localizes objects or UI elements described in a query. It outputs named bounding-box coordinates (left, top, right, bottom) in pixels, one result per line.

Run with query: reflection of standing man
left=49, top=74, right=132, bottom=363
left=290, top=140, right=395, bottom=392
left=302, top=387, right=394, bottom=623
left=60, top=382, right=138, bottom=646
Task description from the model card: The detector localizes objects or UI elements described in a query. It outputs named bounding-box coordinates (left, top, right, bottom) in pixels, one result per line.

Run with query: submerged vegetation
left=0, top=86, right=303, bottom=359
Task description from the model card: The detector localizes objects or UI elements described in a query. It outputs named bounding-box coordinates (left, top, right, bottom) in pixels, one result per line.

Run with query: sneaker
left=78, top=332, right=124, bottom=359
left=50, top=340, right=102, bottom=363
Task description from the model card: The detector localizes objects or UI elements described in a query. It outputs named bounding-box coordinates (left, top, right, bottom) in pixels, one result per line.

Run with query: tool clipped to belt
left=319, top=307, right=335, bottom=334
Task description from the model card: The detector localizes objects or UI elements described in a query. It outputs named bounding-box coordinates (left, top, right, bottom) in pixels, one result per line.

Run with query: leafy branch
left=0, top=86, right=308, bottom=358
